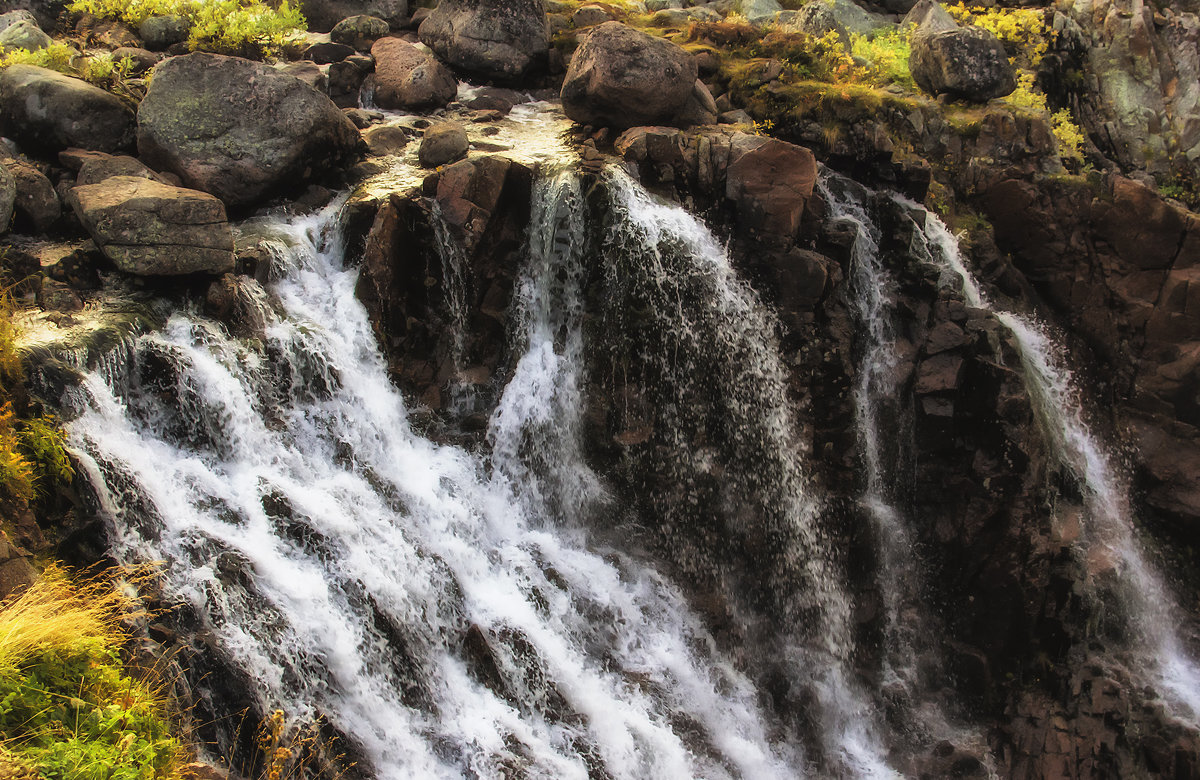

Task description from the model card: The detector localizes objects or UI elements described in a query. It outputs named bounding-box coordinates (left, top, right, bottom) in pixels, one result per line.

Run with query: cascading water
left=909, top=201, right=1200, bottom=722
left=594, top=168, right=893, bottom=777
left=66, top=176, right=820, bottom=779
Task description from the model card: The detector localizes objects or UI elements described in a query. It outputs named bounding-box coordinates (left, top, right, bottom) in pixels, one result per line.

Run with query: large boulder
left=137, top=53, right=362, bottom=208
left=0, top=65, right=135, bottom=154
left=906, top=0, right=1016, bottom=102
left=67, top=175, right=235, bottom=276
left=370, top=37, right=458, bottom=110
left=561, top=22, right=698, bottom=129
left=300, top=0, right=407, bottom=33
left=418, top=0, right=548, bottom=82
left=0, top=163, right=14, bottom=235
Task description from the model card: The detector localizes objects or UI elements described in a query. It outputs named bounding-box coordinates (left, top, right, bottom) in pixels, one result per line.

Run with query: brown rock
left=725, top=134, right=816, bottom=238
left=371, top=37, right=458, bottom=110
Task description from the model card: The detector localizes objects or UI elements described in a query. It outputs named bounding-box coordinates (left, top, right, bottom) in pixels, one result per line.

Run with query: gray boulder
left=331, top=15, right=390, bottom=50
left=418, top=0, right=548, bottom=82
left=301, top=0, right=407, bottom=33
left=0, top=163, right=14, bottom=235
left=418, top=122, right=469, bottom=168
left=906, top=0, right=1014, bottom=102
left=138, top=14, right=190, bottom=50
left=137, top=53, right=362, bottom=208
left=910, top=27, right=1016, bottom=101
left=0, top=2, right=64, bottom=35
left=561, top=22, right=698, bottom=129
left=4, top=159, right=59, bottom=233
left=0, top=16, right=51, bottom=49
left=0, top=65, right=135, bottom=153
left=787, top=2, right=850, bottom=48
left=68, top=176, right=235, bottom=276
left=371, top=37, right=458, bottom=110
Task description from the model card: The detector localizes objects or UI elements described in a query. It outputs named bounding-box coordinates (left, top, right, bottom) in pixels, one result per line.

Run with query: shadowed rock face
left=300, top=0, right=408, bottom=33
left=136, top=53, right=362, bottom=209
left=418, top=0, right=548, bottom=82
left=560, top=22, right=698, bottom=129
left=0, top=65, right=135, bottom=154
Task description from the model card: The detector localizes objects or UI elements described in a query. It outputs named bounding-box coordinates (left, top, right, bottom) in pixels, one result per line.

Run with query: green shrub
left=0, top=568, right=181, bottom=779
left=850, top=25, right=914, bottom=88
left=67, top=0, right=307, bottom=57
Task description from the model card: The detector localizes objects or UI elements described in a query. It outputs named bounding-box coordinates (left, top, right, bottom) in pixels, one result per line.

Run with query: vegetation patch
left=66, top=0, right=307, bottom=57
left=0, top=567, right=181, bottom=780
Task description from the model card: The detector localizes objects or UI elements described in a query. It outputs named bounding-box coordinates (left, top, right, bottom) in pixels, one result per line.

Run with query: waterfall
left=596, top=168, right=893, bottom=777
left=910, top=202, right=1200, bottom=722
left=66, top=177, right=819, bottom=779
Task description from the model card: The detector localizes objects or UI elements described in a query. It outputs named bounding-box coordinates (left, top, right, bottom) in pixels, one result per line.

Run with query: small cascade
left=68, top=181, right=811, bottom=779
left=428, top=203, right=476, bottom=417
left=911, top=203, right=1200, bottom=722
left=596, top=168, right=893, bottom=777
left=487, top=170, right=605, bottom=523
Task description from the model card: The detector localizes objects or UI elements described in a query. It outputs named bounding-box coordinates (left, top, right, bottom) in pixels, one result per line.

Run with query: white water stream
left=66, top=174, right=824, bottom=779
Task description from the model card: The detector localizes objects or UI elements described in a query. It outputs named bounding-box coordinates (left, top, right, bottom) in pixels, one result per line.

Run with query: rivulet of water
left=910, top=202, right=1200, bottom=722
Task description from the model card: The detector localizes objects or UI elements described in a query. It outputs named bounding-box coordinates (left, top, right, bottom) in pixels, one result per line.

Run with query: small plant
left=0, top=404, right=34, bottom=504
left=17, top=415, right=74, bottom=497
left=0, top=42, right=76, bottom=72
left=0, top=567, right=181, bottom=779
left=946, top=2, right=1052, bottom=67
left=850, top=25, right=915, bottom=88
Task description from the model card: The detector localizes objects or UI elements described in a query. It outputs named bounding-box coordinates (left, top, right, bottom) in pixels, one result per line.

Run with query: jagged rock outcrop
left=370, top=37, right=458, bottom=111
left=0, top=65, right=135, bottom=154
left=67, top=175, right=235, bottom=276
left=1058, top=0, right=1200, bottom=180
left=356, top=156, right=532, bottom=420
left=137, top=53, right=361, bottom=208
left=418, top=0, right=548, bottom=82
left=561, top=22, right=699, bottom=129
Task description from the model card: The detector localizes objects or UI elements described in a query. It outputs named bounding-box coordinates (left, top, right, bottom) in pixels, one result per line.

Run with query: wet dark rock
left=418, top=123, right=469, bottom=168
left=304, top=40, right=355, bottom=64
left=725, top=134, right=817, bottom=238
left=278, top=61, right=328, bottom=93
left=331, top=15, right=390, bottom=50
left=328, top=59, right=367, bottom=108
left=461, top=86, right=526, bottom=114
left=0, top=533, right=36, bottom=601
left=561, top=22, right=698, bottom=129
left=363, top=124, right=411, bottom=156
left=418, top=0, right=548, bottom=82
left=0, top=65, right=135, bottom=154
left=137, top=53, right=362, bottom=208
left=111, top=46, right=160, bottom=74
left=67, top=175, right=235, bottom=276
left=370, top=37, right=458, bottom=110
